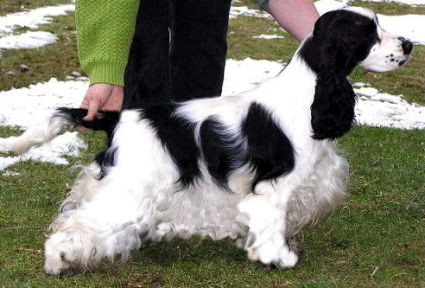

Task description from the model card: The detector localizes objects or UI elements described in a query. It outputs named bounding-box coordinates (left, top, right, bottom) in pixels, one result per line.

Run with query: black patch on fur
left=200, top=103, right=294, bottom=191
left=55, top=108, right=120, bottom=145
left=299, top=10, right=379, bottom=139
left=200, top=117, right=241, bottom=188
left=310, top=73, right=357, bottom=140
left=54, top=107, right=120, bottom=179
left=142, top=104, right=201, bottom=187
left=242, top=103, right=295, bottom=190
left=95, top=147, right=118, bottom=179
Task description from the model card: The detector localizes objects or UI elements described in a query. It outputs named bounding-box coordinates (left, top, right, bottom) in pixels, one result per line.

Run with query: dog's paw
left=243, top=233, right=298, bottom=268
left=44, top=245, right=76, bottom=276
left=44, top=232, right=86, bottom=276
left=276, top=246, right=298, bottom=268
left=44, top=250, right=76, bottom=276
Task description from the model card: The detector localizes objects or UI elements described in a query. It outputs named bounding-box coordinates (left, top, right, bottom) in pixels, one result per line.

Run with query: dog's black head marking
left=300, top=9, right=380, bottom=140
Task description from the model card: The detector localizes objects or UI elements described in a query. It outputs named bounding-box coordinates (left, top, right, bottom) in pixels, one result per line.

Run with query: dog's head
left=300, top=7, right=413, bottom=140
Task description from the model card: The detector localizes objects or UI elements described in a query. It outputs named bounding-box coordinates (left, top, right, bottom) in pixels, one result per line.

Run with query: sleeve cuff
left=87, top=62, right=126, bottom=86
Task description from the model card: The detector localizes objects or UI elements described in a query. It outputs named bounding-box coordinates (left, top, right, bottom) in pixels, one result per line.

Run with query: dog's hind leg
left=44, top=175, right=156, bottom=275
left=237, top=180, right=299, bottom=268
left=44, top=111, right=177, bottom=275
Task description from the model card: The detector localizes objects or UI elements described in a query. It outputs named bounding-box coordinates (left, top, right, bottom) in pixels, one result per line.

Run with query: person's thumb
left=84, top=98, right=101, bottom=121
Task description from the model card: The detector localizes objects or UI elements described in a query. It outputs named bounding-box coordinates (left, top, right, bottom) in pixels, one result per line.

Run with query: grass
left=0, top=0, right=424, bottom=287
left=0, top=12, right=83, bottom=91
left=1, top=127, right=424, bottom=287
left=0, top=0, right=72, bottom=16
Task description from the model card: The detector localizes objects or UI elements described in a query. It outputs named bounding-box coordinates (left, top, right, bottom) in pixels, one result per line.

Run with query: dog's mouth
left=397, top=54, right=411, bottom=67
left=363, top=54, right=410, bottom=73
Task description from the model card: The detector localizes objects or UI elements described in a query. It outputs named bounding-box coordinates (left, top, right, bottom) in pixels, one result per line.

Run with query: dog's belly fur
left=151, top=143, right=347, bottom=242
left=153, top=182, right=247, bottom=241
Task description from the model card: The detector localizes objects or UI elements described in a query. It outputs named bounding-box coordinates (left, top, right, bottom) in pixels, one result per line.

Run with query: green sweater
left=75, top=0, right=139, bottom=86
left=76, top=0, right=267, bottom=86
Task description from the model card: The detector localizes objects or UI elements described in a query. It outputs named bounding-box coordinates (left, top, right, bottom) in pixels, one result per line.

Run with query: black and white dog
left=0, top=7, right=412, bottom=275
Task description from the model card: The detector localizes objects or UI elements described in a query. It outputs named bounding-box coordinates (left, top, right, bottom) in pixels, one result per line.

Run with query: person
left=76, top=0, right=320, bottom=121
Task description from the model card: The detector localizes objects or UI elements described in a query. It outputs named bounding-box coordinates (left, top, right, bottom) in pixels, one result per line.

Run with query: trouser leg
left=170, top=0, right=232, bottom=101
left=123, top=0, right=171, bottom=109
left=124, top=0, right=232, bottom=109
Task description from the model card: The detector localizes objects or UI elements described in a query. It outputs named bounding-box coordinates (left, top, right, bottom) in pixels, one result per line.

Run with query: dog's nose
left=399, top=37, right=413, bottom=55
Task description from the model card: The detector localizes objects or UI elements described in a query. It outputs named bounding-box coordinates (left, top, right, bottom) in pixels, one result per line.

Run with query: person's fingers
left=76, top=126, right=88, bottom=132
left=79, top=83, right=116, bottom=122
left=84, top=97, right=101, bottom=121
left=80, top=97, right=89, bottom=109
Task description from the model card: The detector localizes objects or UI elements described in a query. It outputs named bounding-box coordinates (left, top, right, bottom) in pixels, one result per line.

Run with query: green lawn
left=0, top=0, right=424, bottom=287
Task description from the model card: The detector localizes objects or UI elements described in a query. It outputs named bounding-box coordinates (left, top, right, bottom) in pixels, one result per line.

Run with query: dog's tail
left=0, top=108, right=120, bottom=155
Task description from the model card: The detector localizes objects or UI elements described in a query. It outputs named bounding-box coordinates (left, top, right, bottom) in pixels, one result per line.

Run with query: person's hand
left=80, top=83, right=124, bottom=121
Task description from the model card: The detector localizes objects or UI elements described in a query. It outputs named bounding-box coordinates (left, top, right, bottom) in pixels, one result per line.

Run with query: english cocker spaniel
left=0, top=7, right=412, bottom=275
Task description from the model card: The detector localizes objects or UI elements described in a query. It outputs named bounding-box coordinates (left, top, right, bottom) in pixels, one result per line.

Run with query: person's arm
left=257, top=0, right=319, bottom=42
left=75, top=0, right=139, bottom=120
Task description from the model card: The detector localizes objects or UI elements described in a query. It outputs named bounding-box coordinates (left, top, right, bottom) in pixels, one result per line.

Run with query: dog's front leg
left=44, top=179, right=155, bottom=275
left=237, top=180, right=298, bottom=268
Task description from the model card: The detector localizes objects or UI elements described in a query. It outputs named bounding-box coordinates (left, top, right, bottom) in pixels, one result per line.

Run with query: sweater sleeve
left=75, top=0, right=139, bottom=86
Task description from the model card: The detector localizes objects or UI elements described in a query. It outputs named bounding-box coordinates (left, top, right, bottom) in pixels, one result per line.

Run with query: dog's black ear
left=311, top=71, right=356, bottom=140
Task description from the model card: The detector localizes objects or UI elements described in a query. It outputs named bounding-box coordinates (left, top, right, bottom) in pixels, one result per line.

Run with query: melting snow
left=362, top=0, right=425, bottom=5
left=354, top=85, right=425, bottom=129
left=229, top=6, right=272, bottom=19
left=0, top=31, right=57, bottom=49
left=0, top=4, right=74, bottom=37
left=253, top=34, right=284, bottom=39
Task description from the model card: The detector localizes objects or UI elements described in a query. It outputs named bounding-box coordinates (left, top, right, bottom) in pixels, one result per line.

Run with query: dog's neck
left=258, top=48, right=318, bottom=107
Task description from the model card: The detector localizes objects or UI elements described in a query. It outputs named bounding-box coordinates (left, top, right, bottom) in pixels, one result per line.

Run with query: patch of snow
left=378, top=14, right=425, bottom=45
left=0, top=131, right=87, bottom=171
left=316, top=0, right=425, bottom=13
left=361, top=0, right=425, bottom=5
left=0, top=78, right=87, bottom=129
left=223, top=58, right=285, bottom=95
left=315, top=0, right=348, bottom=15
left=0, top=78, right=88, bottom=171
left=230, top=1, right=425, bottom=45
left=355, top=86, right=425, bottom=129
left=2, top=170, right=20, bottom=176
left=0, top=157, right=20, bottom=171
left=0, top=4, right=74, bottom=37
left=253, top=34, right=284, bottom=39
left=0, top=31, right=57, bottom=49
left=230, top=6, right=272, bottom=19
